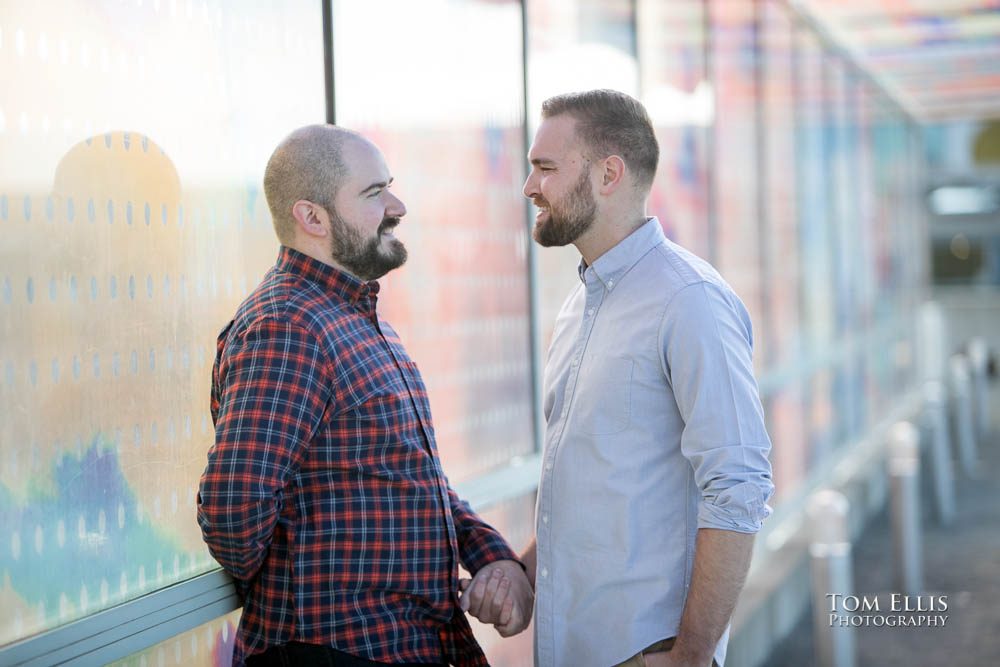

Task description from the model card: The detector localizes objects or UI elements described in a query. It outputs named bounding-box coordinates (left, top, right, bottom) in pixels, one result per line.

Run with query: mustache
left=378, top=216, right=401, bottom=234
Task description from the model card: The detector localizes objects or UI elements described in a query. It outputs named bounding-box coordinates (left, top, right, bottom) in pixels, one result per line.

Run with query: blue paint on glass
left=126, top=201, right=133, bottom=225
left=106, top=200, right=114, bottom=225
left=3, top=277, right=12, bottom=304
left=130, top=350, right=138, bottom=375
left=49, top=278, right=57, bottom=302
left=67, top=197, right=75, bottom=223
left=23, top=196, right=32, bottom=221
left=51, top=358, right=60, bottom=384
left=1, top=194, right=8, bottom=220
left=144, top=202, right=151, bottom=226
left=0, top=439, right=188, bottom=628
left=109, top=275, right=118, bottom=299
left=141, top=135, right=149, bottom=153
left=146, top=275, right=153, bottom=299
left=112, top=352, right=120, bottom=377
left=26, top=278, right=34, bottom=304
left=46, top=197, right=54, bottom=222
left=69, top=276, right=77, bottom=302
left=72, top=355, right=80, bottom=380
left=123, top=132, right=131, bottom=150
left=90, top=276, right=98, bottom=301
left=88, top=199, right=96, bottom=224
left=178, top=204, right=184, bottom=227
left=161, top=203, right=168, bottom=225
left=29, top=360, right=38, bottom=387
left=148, top=348, right=156, bottom=372
left=128, top=275, right=136, bottom=300
left=92, top=353, right=101, bottom=379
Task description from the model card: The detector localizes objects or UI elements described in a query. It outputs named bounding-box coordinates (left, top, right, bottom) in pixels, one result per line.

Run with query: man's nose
left=387, top=191, right=407, bottom=218
left=522, top=171, right=538, bottom=199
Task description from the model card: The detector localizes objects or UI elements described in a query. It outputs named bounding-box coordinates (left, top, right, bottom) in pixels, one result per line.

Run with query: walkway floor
left=766, top=386, right=1000, bottom=667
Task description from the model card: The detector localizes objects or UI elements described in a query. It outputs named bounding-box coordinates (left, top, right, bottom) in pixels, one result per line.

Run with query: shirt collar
left=577, top=217, right=665, bottom=290
left=276, top=245, right=380, bottom=304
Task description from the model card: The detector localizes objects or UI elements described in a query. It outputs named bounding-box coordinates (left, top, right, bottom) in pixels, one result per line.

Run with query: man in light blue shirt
left=519, top=90, right=774, bottom=667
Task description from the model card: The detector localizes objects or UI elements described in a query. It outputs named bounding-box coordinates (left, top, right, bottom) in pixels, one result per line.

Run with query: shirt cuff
left=697, top=480, right=773, bottom=533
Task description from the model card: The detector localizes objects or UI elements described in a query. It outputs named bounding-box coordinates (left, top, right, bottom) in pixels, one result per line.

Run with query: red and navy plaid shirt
left=198, top=247, right=519, bottom=667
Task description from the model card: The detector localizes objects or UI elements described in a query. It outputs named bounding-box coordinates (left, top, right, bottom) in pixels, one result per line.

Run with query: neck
left=573, top=212, right=649, bottom=266
left=288, top=240, right=364, bottom=282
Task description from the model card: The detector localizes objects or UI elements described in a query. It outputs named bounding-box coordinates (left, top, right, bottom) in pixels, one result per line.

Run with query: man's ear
left=598, top=155, right=626, bottom=194
left=291, top=200, right=328, bottom=238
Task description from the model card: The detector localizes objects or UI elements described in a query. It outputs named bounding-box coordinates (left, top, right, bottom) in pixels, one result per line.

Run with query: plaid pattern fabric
left=198, top=247, right=518, bottom=667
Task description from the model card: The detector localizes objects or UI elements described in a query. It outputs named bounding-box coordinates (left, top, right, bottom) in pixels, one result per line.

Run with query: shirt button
left=587, top=308, right=594, bottom=316
left=542, top=514, right=549, bottom=524
left=608, top=279, right=614, bottom=287
left=540, top=567, right=549, bottom=578
left=545, top=462, right=552, bottom=471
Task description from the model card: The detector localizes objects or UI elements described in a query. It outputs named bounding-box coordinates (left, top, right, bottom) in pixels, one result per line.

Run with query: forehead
left=528, top=114, right=580, bottom=161
left=341, top=137, right=390, bottom=185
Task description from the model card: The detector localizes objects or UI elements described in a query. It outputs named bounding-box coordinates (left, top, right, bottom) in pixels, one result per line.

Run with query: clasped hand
left=458, top=559, right=533, bottom=637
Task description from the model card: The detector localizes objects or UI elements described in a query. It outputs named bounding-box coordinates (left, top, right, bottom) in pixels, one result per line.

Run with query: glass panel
left=637, top=0, right=710, bottom=260
left=0, top=0, right=324, bottom=645
left=333, top=0, right=533, bottom=482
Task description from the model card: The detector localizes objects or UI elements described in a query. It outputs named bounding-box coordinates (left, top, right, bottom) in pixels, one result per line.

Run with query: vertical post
left=950, top=354, right=979, bottom=477
left=918, top=301, right=946, bottom=383
left=888, top=421, right=923, bottom=595
left=807, top=490, right=856, bottom=667
left=967, top=338, right=991, bottom=440
left=923, top=381, right=955, bottom=525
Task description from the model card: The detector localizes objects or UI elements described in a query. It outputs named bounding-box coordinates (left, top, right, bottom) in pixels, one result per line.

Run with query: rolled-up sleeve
left=447, top=487, right=521, bottom=574
left=197, top=318, right=331, bottom=580
left=660, top=281, right=774, bottom=533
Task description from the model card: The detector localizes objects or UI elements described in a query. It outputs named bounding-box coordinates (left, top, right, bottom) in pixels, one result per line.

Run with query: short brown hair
left=263, top=125, right=359, bottom=245
left=541, top=89, right=659, bottom=192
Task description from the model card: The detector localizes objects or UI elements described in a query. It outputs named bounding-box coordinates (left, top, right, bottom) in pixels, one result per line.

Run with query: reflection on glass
left=0, top=0, right=324, bottom=645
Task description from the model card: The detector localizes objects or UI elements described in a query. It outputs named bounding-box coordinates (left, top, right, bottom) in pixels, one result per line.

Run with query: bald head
left=263, top=124, right=368, bottom=245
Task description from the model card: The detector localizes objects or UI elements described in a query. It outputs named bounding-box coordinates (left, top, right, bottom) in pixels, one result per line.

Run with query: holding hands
left=458, top=559, right=534, bottom=637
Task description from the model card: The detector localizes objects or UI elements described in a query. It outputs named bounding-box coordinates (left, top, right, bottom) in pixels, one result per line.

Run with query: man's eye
left=368, top=190, right=382, bottom=198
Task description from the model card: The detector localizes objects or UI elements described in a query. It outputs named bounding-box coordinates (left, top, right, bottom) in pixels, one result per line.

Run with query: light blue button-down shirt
left=533, top=218, right=774, bottom=667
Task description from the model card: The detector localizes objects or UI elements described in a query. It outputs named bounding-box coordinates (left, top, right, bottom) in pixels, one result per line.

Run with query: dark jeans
left=245, top=642, right=447, bottom=667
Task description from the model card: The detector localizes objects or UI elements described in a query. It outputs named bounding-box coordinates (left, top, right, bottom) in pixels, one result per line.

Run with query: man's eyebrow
left=530, top=157, right=556, bottom=167
left=359, top=177, right=393, bottom=196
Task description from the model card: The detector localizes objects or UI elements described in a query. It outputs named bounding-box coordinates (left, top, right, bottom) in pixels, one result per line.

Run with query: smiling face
left=523, top=114, right=597, bottom=247
left=324, top=137, right=408, bottom=280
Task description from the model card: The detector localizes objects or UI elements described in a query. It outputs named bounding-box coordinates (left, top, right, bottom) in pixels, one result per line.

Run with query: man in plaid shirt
left=197, top=125, right=533, bottom=667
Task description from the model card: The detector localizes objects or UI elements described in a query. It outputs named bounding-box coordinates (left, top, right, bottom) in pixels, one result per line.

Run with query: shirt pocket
left=573, top=355, right=634, bottom=435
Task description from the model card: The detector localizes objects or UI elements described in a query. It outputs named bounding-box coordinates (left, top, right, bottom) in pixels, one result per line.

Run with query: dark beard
left=532, top=168, right=597, bottom=247
left=329, top=211, right=408, bottom=281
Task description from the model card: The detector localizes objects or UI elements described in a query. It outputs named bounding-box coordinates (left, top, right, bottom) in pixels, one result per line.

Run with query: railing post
left=919, top=301, right=947, bottom=383
left=924, top=380, right=956, bottom=525
left=967, top=337, right=991, bottom=440
left=807, top=490, right=856, bottom=667
left=888, top=421, right=923, bottom=595
left=950, top=354, right=979, bottom=477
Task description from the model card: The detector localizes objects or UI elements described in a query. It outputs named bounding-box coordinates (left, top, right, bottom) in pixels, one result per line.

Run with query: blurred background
left=0, top=1, right=998, bottom=665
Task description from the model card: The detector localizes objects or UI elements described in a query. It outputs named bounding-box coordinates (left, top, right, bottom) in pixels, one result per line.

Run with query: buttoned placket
left=535, top=270, right=606, bottom=666
left=362, top=286, right=461, bottom=591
